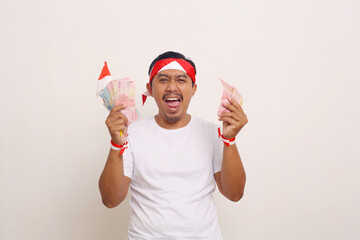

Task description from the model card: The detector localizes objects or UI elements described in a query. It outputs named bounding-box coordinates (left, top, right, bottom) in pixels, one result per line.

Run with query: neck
left=155, top=114, right=191, bottom=129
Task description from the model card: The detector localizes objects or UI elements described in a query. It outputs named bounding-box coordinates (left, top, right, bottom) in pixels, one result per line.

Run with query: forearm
left=220, top=144, right=246, bottom=201
left=99, top=149, right=130, bottom=208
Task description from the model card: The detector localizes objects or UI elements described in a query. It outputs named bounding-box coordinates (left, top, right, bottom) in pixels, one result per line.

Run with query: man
left=99, top=51, right=248, bottom=239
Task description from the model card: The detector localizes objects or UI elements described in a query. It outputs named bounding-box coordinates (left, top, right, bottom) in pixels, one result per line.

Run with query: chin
left=164, top=114, right=181, bottom=123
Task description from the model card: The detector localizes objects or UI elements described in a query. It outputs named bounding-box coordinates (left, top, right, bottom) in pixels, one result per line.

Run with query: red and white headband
left=142, top=58, right=196, bottom=104
left=149, top=58, right=196, bottom=84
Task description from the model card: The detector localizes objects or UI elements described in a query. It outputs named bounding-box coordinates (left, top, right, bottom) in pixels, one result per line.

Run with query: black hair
left=148, top=51, right=197, bottom=76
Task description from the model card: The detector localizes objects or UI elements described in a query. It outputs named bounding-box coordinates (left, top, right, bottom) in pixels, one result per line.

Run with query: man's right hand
left=105, top=104, right=129, bottom=145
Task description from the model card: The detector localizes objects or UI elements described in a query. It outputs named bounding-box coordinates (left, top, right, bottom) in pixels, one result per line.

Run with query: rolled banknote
left=217, top=78, right=243, bottom=117
left=100, top=78, right=139, bottom=123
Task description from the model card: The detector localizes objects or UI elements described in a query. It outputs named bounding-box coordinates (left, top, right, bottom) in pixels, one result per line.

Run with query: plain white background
left=1, top=0, right=359, bottom=239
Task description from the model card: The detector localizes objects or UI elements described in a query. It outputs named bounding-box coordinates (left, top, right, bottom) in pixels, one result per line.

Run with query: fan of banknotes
left=99, top=78, right=140, bottom=123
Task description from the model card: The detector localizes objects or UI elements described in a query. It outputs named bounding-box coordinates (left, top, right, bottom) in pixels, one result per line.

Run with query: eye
left=178, top=78, right=186, bottom=83
left=160, top=78, right=168, bottom=82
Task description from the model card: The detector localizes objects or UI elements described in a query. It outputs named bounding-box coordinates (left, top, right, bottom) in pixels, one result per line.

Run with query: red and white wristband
left=218, top=128, right=236, bottom=146
left=110, top=140, right=128, bottom=155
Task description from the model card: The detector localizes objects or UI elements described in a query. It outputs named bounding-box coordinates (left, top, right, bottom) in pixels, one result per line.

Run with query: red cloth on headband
left=149, top=58, right=196, bottom=83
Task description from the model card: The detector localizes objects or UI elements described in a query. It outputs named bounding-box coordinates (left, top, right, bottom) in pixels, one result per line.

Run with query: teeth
left=167, top=98, right=179, bottom=101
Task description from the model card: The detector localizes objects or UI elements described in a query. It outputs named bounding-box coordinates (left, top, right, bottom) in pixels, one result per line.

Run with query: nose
left=166, top=79, right=178, bottom=92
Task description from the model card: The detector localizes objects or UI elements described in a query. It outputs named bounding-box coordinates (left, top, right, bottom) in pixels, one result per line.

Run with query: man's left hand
left=218, top=98, right=248, bottom=139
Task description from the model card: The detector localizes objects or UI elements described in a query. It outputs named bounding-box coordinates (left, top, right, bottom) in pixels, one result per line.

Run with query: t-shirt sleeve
left=123, top=138, right=134, bottom=179
left=212, top=126, right=224, bottom=174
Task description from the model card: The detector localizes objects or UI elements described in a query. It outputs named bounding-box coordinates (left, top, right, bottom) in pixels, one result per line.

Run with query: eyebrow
left=157, top=73, right=188, bottom=78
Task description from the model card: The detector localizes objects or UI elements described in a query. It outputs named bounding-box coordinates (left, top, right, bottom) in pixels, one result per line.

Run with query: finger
left=218, top=116, right=238, bottom=126
left=110, top=119, right=125, bottom=127
left=108, top=111, right=129, bottom=126
left=109, top=125, right=128, bottom=135
left=222, top=101, right=237, bottom=112
left=219, top=115, right=248, bottom=130
left=232, top=99, right=246, bottom=115
left=109, top=125, right=121, bottom=135
left=106, top=117, right=124, bottom=130
left=110, top=103, right=127, bottom=114
left=108, top=122, right=129, bottom=134
left=119, top=125, right=128, bottom=133
left=227, top=97, right=242, bottom=108
left=224, top=99, right=245, bottom=115
left=120, top=113, right=129, bottom=126
left=112, top=110, right=129, bottom=126
left=220, top=111, right=242, bottom=121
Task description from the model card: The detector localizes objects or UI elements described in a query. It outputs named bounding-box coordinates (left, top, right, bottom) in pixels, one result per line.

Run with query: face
left=146, top=69, right=197, bottom=124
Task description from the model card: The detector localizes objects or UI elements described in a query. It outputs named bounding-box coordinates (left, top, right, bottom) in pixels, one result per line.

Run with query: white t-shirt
left=123, top=116, right=224, bottom=240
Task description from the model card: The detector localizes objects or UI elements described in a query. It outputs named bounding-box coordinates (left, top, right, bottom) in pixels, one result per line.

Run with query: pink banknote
left=113, top=79, right=138, bottom=123
left=120, top=107, right=139, bottom=123
left=217, top=78, right=243, bottom=117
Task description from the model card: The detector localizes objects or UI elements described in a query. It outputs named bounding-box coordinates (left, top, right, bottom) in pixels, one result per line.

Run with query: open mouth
left=165, top=97, right=181, bottom=112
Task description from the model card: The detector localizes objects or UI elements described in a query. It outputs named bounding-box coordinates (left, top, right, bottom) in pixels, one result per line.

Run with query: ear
left=191, top=83, right=197, bottom=97
left=146, top=83, right=153, bottom=96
